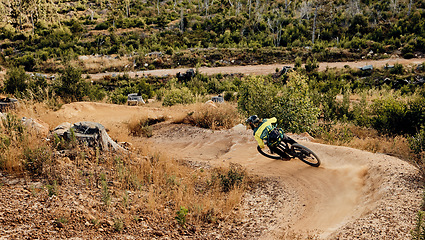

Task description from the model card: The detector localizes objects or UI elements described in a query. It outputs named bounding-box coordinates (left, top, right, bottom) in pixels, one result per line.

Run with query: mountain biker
left=246, top=115, right=291, bottom=160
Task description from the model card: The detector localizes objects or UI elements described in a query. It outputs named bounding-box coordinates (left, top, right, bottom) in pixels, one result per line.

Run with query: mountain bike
left=257, top=128, right=321, bottom=167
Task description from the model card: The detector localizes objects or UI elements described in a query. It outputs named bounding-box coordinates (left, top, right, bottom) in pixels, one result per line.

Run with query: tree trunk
left=312, top=5, right=317, bottom=45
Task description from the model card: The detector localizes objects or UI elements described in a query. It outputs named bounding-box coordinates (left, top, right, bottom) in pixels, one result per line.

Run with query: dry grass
left=127, top=115, right=167, bottom=137
left=124, top=147, right=249, bottom=223
left=177, top=102, right=242, bottom=130
left=0, top=112, right=47, bottom=174
left=314, top=123, right=413, bottom=160
left=73, top=55, right=133, bottom=74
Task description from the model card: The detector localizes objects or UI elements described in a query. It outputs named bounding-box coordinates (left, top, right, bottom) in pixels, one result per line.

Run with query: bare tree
left=236, top=0, right=241, bottom=15
left=124, top=0, right=130, bottom=17
left=267, top=8, right=283, bottom=47
left=346, top=0, right=361, bottom=17
left=203, top=0, right=214, bottom=17
left=408, top=0, right=413, bottom=15
left=312, top=5, right=317, bottom=45
left=284, top=0, right=291, bottom=12
left=390, top=0, right=399, bottom=15
left=298, top=1, right=312, bottom=20
left=248, top=0, right=251, bottom=18
left=180, top=4, right=184, bottom=32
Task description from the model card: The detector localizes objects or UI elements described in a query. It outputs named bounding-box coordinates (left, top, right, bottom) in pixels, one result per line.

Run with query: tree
left=312, top=5, right=317, bottom=45
left=237, top=75, right=279, bottom=118
left=237, top=72, right=319, bottom=133
left=56, top=66, right=85, bottom=101
left=273, top=72, right=320, bottom=133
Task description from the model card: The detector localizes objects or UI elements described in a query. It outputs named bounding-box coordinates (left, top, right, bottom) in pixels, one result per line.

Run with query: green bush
left=410, top=127, right=425, bottom=154
left=219, top=165, right=244, bottom=193
left=4, top=66, right=28, bottom=96
left=55, top=66, right=85, bottom=101
left=237, top=75, right=278, bottom=118
left=162, top=87, right=195, bottom=106
left=238, top=72, right=319, bottom=133
left=175, top=206, right=189, bottom=228
left=370, top=96, right=407, bottom=135
left=110, top=93, right=128, bottom=104
left=274, top=72, right=320, bottom=133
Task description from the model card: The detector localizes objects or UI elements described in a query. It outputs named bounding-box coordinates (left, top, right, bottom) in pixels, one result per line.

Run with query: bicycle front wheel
left=291, top=143, right=321, bottom=167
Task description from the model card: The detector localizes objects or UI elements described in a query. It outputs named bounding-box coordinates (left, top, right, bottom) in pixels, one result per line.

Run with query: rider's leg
left=269, top=146, right=291, bottom=160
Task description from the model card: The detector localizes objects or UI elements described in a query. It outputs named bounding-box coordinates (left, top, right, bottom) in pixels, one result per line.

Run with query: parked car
left=211, top=95, right=224, bottom=103
left=127, top=93, right=145, bottom=105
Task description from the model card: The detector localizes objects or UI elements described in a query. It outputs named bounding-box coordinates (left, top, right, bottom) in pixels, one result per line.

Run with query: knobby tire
left=257, top=145, right=283, bottom=160
left=291, top=143, right=321, bottom=167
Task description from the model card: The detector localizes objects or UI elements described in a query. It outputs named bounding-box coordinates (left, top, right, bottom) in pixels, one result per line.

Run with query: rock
left=50, top=121, right=126, bottom=151
left=205, top=100, right=217, bottom=108
left=0, top=97, right=18, bottom=112
left=21, top=117, right=49, bottom=136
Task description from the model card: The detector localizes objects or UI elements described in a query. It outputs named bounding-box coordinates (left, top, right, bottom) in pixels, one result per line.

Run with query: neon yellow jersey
left=253, top=117, right=277, bottom=148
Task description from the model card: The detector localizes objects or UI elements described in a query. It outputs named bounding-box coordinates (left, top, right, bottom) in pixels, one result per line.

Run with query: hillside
left=2, top=0, right=425, bottom=74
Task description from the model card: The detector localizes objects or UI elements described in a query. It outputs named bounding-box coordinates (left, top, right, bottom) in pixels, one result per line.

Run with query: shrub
left=55, top=65, right=85, bottom=101
left=95, top=22, right=110, bottom=30
left=187, top=103, right=241, bottom=130
left=128, top=116, right=166, bottom=137
left=274, top=72, right=320, bottom=133
left=305, top=57, right=319, bottom=72
left=4, top=66, right=28, bottom=95
left=217, top=164, right=245, bottom=193
left=370, top=96, right=407, bottom=135
left=390, top=63, right=405, bottom=75
left=238, top=72, right=319, bottom=133
left=237, top=75, right=279, bottom=118
left=114, top=218, right=124, bottom=232
left=23, top=147, right=52, bottom=176
left=410, top=127, right=425, bottom=155
left=175, top=206, right=189, bottom=228
left=162, top=87, right=195, bottom=106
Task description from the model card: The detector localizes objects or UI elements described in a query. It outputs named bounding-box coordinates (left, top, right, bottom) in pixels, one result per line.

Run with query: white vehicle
left=127, top=93, right=145, bottom=105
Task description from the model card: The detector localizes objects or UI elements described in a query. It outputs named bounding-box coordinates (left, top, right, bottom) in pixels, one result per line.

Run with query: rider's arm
left=254, top=135, right=265, bottom=148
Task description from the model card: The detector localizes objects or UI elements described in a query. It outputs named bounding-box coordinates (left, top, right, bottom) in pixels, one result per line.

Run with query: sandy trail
left=39, top=102, right=422, bottom=239
left=87, top=57, right=425, bottom=80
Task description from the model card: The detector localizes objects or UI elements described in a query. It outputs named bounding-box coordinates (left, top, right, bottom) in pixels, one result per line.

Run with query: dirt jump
left=37, top=102, right=422, bottom=239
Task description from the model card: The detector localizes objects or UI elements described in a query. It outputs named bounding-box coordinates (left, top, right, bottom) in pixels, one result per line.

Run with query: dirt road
left=87, top=57, right=425, bottom=80
left=37, top=102, right=422, bottom=239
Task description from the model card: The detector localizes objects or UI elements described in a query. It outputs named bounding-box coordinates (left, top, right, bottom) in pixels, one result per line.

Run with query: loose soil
left=0, top=102, right=422, bottom=239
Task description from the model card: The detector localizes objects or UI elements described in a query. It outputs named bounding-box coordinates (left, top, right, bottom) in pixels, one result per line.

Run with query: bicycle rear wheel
left=257, top=145, right=284, bottom=159
left=291, top=143, right=321, bottom=167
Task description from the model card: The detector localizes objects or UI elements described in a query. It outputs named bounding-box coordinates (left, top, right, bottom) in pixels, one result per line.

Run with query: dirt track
left=38, top=102, right=423, bottom=239
left=87, top=57, right=425, bottom=80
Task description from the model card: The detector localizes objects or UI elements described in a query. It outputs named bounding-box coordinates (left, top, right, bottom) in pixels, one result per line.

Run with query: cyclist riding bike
left=246, top=115, right=291, bottom=160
